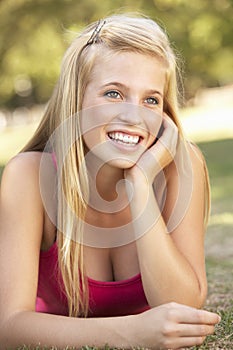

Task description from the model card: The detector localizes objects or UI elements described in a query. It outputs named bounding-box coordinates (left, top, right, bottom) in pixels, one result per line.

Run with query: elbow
left=183, top=281, right=208, bottom=309
left=146, top=283, right=208, bottom=310
left=187, top=295, right=206, bottom=309
left=196, top=284, right=208, bottom=309
left=181, top=283, right=208, bottom=309
left=182, top=274, right=208, bottom=309
left=193, top=276, right=208, bottom=309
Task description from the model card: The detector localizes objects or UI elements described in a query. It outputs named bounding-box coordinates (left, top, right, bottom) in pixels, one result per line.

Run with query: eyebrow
left=101, top=82, right=164, bottom=97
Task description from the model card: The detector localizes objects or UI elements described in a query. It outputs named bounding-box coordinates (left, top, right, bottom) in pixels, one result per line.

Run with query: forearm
left=0, top=310, right=137, bottom=349
left=131, top=186, right=203, bottom=308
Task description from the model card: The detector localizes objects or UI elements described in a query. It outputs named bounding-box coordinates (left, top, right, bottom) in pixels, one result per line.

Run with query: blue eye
left=105, top=90, right=121, bottom=99
left=145, top=97, right=159, bottom=105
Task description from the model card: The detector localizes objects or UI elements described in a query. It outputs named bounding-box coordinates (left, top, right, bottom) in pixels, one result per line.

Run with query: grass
left=191, top=138, right=233, bottom=350
left=0, top=116, right=233, bottom=350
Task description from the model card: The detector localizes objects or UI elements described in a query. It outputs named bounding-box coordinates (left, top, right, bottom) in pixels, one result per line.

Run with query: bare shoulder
left=165, top=140, right=206, bottom=181
left=0, top=151, right=56, bottom=212
left=186, top=142, right=208, bottom=190
left=0, top=153, right=41, bottom=220
left=187, top=141, right=207, bottom=169
left=1, top=152, right=40, bottom=189
left=0, top=151, right=57, bottom=247
left=2, top=152, right=41, bottom=179
left=1, top=151, right=54, bottom=186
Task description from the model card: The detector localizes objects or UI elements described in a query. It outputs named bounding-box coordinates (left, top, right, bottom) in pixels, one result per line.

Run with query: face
left=81, top=51, right=167, bottom=169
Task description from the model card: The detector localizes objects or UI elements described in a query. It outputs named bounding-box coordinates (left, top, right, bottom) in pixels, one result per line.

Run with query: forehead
left=89, top=50, right=167, bottom=87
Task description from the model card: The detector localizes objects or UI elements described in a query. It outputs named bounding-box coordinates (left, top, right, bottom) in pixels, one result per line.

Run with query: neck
left=86, top=155, right=129, bottom=213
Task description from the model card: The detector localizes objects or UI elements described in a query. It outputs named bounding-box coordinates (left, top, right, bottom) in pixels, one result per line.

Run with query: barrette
left=86, top=19, right=106, bottom=45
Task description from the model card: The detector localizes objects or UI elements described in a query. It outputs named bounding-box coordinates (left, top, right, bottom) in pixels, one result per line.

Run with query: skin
left=0, top=51, right=220, bottom=349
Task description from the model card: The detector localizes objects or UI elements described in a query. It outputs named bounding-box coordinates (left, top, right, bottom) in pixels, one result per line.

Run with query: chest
left=42, top=202, right=140, bottom=282
left=83, top=205, right=140, bottom=282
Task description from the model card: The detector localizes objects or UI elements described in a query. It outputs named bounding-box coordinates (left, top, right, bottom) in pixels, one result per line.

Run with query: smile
left=108, top=131, right=141, bottom=146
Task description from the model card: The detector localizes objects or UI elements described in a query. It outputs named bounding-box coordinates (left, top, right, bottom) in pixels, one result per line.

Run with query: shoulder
left=186, top=142, right=208, bottom=189
left=0, top=151, right=55, bottom=204
left=3, top=151, right=42, bottom=173
left=1, top=152, right=41, bottom=187
left=187, top=142, right=206, bottom=169
left=0, top=153, right=40, bottom=212
left=165, top=140, right=207, bottom=181
left=1, top=151, right=55, bottom=181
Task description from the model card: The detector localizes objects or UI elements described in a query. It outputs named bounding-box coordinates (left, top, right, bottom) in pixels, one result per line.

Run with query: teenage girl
left=0, top=14, right=220, bottom=349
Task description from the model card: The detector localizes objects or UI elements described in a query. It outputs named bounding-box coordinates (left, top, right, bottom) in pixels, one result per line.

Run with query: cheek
left=81, top=105, right=114, bottom=135
left=82, top=128, right=103, bottom=151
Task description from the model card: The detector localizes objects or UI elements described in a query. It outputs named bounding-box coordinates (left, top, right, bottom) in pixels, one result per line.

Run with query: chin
left=107, top=158, right=137, bottom=169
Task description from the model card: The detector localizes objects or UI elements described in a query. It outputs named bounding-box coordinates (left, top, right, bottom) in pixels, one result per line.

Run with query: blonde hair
left=22, top=14, right=210, bottom=317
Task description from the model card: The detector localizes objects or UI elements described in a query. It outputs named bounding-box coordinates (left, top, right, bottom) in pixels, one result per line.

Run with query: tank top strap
left=51, top=152, right=57, bottom=170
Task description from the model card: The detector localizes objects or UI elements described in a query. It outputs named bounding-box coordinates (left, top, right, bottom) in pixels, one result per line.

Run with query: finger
left=146, top=117, right=177, bottom=156
left=172, top=335, right=206, bottom=349
left=162, top=112, right=178, bottom=130
left=174, top=306, right=221, bottom=325
left=157, top=114, right=178, bottom=156
left=175, top=323, right=216, bottom=337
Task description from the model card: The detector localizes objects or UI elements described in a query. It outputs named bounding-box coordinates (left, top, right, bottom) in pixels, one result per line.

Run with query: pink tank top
left=36, top=242, right=150, bottom=317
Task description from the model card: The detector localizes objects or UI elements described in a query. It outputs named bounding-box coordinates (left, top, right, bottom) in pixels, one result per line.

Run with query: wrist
left=108, top=314, right=141, bottom=349
left=127, top=180, right=155, bottom=208
left=124, top=313, right=143, bottom=348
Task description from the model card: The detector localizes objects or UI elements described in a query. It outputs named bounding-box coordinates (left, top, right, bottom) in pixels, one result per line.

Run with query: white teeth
left=108, top=132, right=140, bottom=145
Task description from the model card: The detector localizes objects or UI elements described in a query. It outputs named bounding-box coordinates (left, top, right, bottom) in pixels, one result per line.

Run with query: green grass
left=191, top=139, right=233, bottom=350
left=1, top=127, right=232, bottom=350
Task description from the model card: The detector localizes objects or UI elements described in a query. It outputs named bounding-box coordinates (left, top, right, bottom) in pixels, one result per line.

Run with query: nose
left=117, top=103, right=143, bottom=125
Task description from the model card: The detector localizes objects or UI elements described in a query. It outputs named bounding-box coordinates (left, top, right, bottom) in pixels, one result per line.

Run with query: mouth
left=107, top=131, right=142, bottom=147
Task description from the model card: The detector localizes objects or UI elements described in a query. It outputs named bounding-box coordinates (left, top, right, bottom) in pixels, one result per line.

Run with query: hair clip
left=86, top=19, right=106, bottom=45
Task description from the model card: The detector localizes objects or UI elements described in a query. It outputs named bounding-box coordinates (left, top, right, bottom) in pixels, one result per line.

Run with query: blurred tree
left=0, top=0, right=232, bottom=108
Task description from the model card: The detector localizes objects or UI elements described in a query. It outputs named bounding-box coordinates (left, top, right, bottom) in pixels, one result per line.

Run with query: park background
left=0, top=0, right=232, bottom=349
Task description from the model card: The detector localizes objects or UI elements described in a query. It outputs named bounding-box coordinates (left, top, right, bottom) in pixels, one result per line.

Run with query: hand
left=134, top=302, right=221, bottom=350
left=124, top=113, right=178, bottom=186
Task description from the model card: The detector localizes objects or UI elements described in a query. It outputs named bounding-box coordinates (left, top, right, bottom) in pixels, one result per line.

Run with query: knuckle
left=168, top=301, right=178, bottom=308
left=161, top=322, right=173, bottom=336
left=167, top=309, right=177, bottom=321
left=200, top=325, right=207, bottom=335
left=196, top=310, right=205, bottom=323
left=199, top=324, right=215, bottom=336
left=163, top=302, right=179, bottom=320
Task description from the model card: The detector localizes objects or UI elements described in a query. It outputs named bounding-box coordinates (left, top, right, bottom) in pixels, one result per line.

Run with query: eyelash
left=104, top=90, right=121, bottom=99
left=104, top=90, right=160, bottom=106
left=145, top=97, right=159, bottom=105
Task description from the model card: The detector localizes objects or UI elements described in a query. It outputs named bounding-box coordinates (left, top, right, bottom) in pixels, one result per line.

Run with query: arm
left=0, top=153, right=135, bottom=349
left=125, top=116, right=208, bottom=308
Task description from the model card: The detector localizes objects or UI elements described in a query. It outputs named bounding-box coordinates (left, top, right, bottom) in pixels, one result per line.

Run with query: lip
left=106, top=130, right=145, bottom=152
left=106, top=128, right=146, bottom=139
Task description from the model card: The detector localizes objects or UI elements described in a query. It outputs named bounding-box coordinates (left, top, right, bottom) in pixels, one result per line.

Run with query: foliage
left=0, top=0, right=232, bottom=109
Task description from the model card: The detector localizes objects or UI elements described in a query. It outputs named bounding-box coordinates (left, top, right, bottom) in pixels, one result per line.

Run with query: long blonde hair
left=22, top=14, right=210, bottom=317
